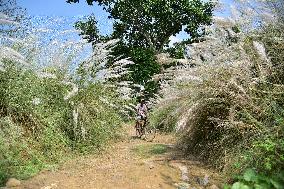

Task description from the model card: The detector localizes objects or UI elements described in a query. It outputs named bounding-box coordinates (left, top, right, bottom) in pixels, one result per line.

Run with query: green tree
left=110, top=0, right=214, bottom=52
left=68, top=0, right=214, bottom=52
left=128, top=47, right=160, bottom=85
left=164, top=41, right=187, bottom=59
left=68, top=0, right=214, bottom=98
left=128, top=47, right=161, bottom=99
left=74, top=14, right=101, bottom=45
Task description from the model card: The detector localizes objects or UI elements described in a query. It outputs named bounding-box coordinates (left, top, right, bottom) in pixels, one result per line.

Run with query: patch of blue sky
left=16, top=1, right=101, bottom=71
left=215, top=0, right=234, bottom=17
left=17, top=0, right=235, bottom=61
left=18, top=0, right=113, bottom=35
left=170, top=0, right=234, bottom=46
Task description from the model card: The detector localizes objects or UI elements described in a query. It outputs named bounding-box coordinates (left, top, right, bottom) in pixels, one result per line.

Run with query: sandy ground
left=15, top=125, right=222, bottom=189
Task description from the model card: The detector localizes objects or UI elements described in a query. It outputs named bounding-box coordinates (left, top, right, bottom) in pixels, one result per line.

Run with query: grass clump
left=149, top=7, right=284, bottom=186
left=0, top=58, right=124, bottom=185
left=149, top=100, right=181, bottom=132
left=224, top=169, right=284, bottom=189
left=132, top=144, right=169, bottom=159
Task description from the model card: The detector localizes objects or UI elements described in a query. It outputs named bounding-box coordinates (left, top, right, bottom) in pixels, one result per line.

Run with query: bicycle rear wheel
left=136, top=120, right=144, bottom=138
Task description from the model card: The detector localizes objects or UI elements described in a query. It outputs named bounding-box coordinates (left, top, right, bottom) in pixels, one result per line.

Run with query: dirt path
left=17, top=125, right=222, bottom=189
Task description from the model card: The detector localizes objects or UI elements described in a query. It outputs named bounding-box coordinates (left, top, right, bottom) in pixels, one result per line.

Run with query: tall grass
left=0, top=58, right=125, bottom=185
left=0, top=14, right=130, bottom=185
left=149, top=3, right=284, bottom=185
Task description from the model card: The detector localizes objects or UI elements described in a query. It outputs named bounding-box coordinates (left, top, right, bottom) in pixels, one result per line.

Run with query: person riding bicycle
left=134, top=98, right=155, bottom=140
left=135, top=98, right=148, bottom=130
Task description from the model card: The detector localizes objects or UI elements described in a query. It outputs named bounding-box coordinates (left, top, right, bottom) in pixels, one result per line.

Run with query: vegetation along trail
left=2, top=0, right=284, bottom=188
left=16, top=125, right=221, bottom=189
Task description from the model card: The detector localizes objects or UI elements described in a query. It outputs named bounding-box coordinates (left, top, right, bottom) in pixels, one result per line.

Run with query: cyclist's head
left=140, top=98, right=145, bottom=104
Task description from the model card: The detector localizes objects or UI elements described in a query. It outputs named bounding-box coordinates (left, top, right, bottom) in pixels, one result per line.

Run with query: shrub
left=0, top=12, right=130, bottom=185
left=0, top=58, right=124, bottom=185
left=149, top=99, right=181, bottom=132
left=70, top=84, right=123, bottom=152
left=149, top=14, right=284, bottom=180
left=225, top=169, right=284, bottom=189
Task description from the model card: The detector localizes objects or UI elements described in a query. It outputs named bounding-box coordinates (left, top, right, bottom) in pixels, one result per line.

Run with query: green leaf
left=270, top=179, right=284, bottom=189
left=243, top=169, right=257, bottom=182
left=254, top=184, right=271, bottom=189
left=223, top=184, right=231, bottom=189
left=232, top=182, right=251, bottom=189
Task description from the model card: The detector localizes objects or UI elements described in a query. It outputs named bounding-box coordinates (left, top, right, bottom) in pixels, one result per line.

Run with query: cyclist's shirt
left=136, top=103, right=147, bottom=118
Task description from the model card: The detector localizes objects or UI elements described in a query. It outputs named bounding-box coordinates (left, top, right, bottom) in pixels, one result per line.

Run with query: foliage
left=163, top=42, right=187, bottom=59
left=149, top=5, right=284, bottom=181
left=105, top=42, right=161, bottom=100
left=0, top=0, right=26, bottom=23
left=109, top=0, right=214, bottom=52
left=69, top=0, right=215, bottom=99
left=128, top=47, right=160, bottom=84
left=0, top=60, right=72, bottom=185
left=261, top=26, right=284, bottom=84
left=71, top=84, right=123, bottom=152
left=0, top=0, right=28, bottom=37
left=144, top=80, right=160, bottom=100
left=0, top=57, right=124, bottom=185
left=225, top=169, right=284, bottom=189
left=0, top=20, right=128, bottom=185
left=149, top=100, right=180, bottom=132
left=74, top=14, right=101, bottom=45
left=128, top=47, right=161, bottom=99
left=132, top=144, right=169, bottom=159
left=69, top=0, right=214, bottom=52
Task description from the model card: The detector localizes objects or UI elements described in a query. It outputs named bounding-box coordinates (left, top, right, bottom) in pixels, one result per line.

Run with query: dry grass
left=150, top=15, right=284, bottom=178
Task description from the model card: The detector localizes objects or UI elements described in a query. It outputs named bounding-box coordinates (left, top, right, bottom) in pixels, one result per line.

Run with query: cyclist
left=135, top=99, right=148, bottom=135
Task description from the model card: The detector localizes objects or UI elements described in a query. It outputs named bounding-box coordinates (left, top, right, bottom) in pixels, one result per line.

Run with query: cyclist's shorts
left=136, top=115, right=146, bottom=121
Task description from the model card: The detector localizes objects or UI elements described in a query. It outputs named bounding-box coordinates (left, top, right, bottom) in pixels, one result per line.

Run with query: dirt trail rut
left=18, top=125, right=222, bottom=189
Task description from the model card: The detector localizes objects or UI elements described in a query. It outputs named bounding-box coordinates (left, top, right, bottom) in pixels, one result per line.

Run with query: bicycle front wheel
left=144, top=126, right=156, bottom=142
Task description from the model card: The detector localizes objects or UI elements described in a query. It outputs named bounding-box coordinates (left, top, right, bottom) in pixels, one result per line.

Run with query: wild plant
left=149, top=1, right=284, bottom=181
left=0, top=12, right=133, bottom=184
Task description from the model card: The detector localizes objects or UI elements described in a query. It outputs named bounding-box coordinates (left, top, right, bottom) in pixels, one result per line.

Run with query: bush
left=70, top=84, right=123, bottom=152
left=149, top=100, right=180, bottom=132
left=0, top=59, right=124, bottom=185
left=225, top=169, right=284, bottom=189
left=149, top=15, right=284, bottom=180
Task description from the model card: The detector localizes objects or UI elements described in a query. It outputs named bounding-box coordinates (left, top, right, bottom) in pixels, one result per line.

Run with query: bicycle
left=135, top=118, right=156, bottom=142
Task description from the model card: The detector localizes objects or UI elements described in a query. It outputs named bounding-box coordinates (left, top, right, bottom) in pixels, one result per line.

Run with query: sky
left=12, top=0, right=234, bottom=71
left=17, top=0, right=114, bottom=35
left=18, top=0, right=103, bottom=17
left=17, top=0, right=233, bottom=17
left=17, top=0, right=233, bottom=45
